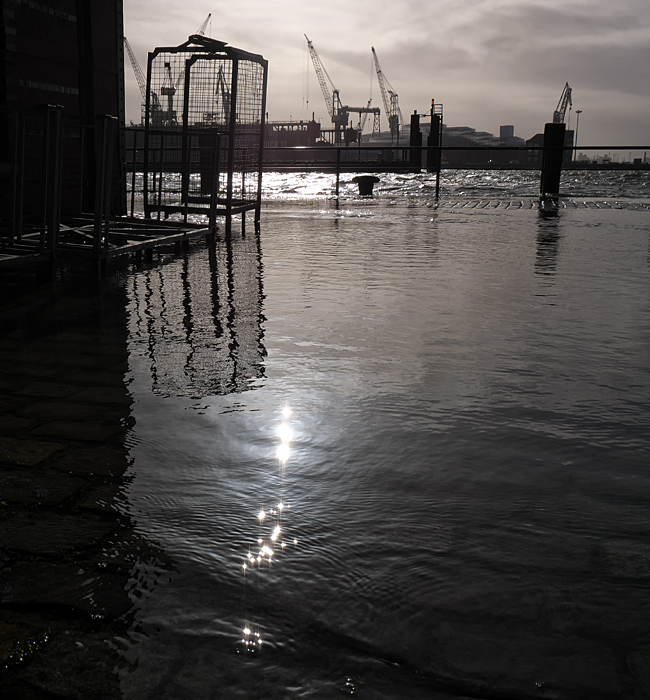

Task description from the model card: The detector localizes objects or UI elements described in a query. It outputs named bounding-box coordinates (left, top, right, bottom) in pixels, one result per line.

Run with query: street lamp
left=574, top=109, right=582, bottom=162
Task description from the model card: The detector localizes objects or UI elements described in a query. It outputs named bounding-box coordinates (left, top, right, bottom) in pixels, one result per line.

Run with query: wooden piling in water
left=409, top=111, right=422, bottom=173
left=540, top=122, right=566, bottom=198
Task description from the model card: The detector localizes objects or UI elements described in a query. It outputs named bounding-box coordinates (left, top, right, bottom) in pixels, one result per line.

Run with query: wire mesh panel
left=143, top=35, right=267, bottom=225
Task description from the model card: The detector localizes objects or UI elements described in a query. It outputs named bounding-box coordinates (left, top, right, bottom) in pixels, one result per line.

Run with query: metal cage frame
left=143, top=35, right=267, bottom=226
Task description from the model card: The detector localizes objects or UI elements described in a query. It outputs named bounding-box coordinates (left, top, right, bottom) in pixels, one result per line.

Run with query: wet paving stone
left=0, top=272, right=167, bottom=698
left=18, top=382, right=78, bottom=399
left=1, top=562, right=132, bottom=619
left=30, top=421, right=123, bottom=443
left=69, top=387, right=133, bottom=405
left=21, top=401, right=108, bottom=422
left=0, top=470, right=86, bottom=506
left=51, top=445, right=131, bottom=478
left=14, top=628, right=123, bottom=700
left=79, top=483, right=126, bottom=514
left=0, top=416, right=38, bottom=435
left=0, top=511, right=117, bottom=556
left=0, top=436, right=63, bottom=467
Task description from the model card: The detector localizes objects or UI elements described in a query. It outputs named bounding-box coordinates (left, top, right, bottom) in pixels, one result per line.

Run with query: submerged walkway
left=0, top=282, right=173, bottom=699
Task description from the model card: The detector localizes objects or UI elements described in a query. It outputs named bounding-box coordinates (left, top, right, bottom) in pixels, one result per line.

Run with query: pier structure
left=0, top=26, right=268, bottom=274
left=142, top=34, right=267, bottom=230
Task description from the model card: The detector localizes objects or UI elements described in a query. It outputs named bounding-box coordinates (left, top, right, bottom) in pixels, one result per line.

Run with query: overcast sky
left=124, top=0, right=650, bottom=146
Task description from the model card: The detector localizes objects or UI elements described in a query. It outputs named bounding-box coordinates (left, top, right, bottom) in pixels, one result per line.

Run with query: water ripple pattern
left=121, top=186, right=650, bottom=700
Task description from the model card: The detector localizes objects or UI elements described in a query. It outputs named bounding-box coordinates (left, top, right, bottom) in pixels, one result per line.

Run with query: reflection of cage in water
left=143, top=35, right=267, bottom=225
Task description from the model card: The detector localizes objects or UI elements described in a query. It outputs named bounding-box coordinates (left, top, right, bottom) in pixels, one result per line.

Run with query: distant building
left=526, top=130, right=574, bottom=166
left=265, top=119, right=321, bottom=147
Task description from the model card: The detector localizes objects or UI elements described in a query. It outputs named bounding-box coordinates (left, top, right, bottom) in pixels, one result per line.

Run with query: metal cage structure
left=143, top=35, right=267, bottom=226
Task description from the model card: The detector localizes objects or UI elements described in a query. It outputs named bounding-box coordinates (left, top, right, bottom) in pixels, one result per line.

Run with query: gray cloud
left=124, top=0, right=650, bottom=144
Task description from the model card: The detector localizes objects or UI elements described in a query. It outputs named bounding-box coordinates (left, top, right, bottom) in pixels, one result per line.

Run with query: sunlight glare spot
left=258, top=510, right=266, bottom=521
left=278, top=423, right=293, bottom=443
left=277, top=443, right=290, bottom=463
left=282, top=406, right=292, bottom=418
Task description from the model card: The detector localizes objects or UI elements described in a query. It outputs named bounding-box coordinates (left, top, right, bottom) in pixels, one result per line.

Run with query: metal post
left=130, top=138, right=137, bottom=217
left=226, top=57, right=239, bottom=235
left=93, top=115, right=116, bottom=258
left=255, top=60, right=269, bottom=225
left=10, top=111, right=22, bottom=245
left=573, top=110, right=582, bottom=162
left=335, top=147, right=341, bottom=196
left=157, top=132, right=164, bottom=221
left=208, top=130, right=220, bottom=233
left=181, top=55, right=196, bottom=224
left=44, top=106, right=63, bottom=256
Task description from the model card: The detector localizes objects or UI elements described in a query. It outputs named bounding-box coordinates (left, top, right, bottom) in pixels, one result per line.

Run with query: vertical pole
left=143, top=52, right=153, bottom=218
left=539, top=122, right=566, bottom=199
left=9, top=112, right=20, bottom=245
left=255, top=59, right=269, bottom=225
left=130, top=137, right=136, bottom=217
left=335, top=146, right=340, bottom=196
left=209, top=131, right=220, bottom=233
left=102, top=117, right=115, bottom=252
left=427, top=100, right=443, bottom=198
left=16, top=113, right=25, bottom=242
left=226, top=57, right=239, bottom=236
left=181, top=56, right=195, bottom=224
left=93, top=115, right=115, bottom=259
left=409, top=110, right=421, bottom=173
left=573, top=110, right=582, bottom=163
left=44, top=106, right=63, bottom=256
left=78, top=122, right=86, bottom=213
left=157, top=132, right=164, bottom=221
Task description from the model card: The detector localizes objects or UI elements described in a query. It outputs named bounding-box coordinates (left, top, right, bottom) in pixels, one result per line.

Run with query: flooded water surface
left=114, top=187, right=650, bottom=699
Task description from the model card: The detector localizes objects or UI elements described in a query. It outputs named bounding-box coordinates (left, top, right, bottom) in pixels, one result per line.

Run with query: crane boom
left=553, top=82, right=572, bottom=124
left=372, top=47, right=403, bottom=142
left=125, top=36, right=161, bottom=116
left=196, top=13, right=211, bottom=36
left=124, top=37, right=147, bottom=101
left=304, top=34, right=345, bottom=129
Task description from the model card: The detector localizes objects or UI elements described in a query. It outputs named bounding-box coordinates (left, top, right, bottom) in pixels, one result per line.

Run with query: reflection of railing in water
left=127, top=230, right=266, bottom=398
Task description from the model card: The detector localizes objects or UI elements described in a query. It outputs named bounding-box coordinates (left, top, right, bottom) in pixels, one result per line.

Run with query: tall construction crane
left=372, top=47, right=404, bottom=143
left=553, top=82, right=572, bottom=124
left=304, top=34, right=347, bottom=132
left=125, top=15, right=212, bottom=125
left=304, top=35, right=381, bottom=143
left=124, top=36, right=161, bottom=120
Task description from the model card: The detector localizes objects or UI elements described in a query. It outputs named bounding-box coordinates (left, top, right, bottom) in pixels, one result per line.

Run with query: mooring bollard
left=352, top=175, right=380, bottom=196
left=540, top=122, right=566, bottom=198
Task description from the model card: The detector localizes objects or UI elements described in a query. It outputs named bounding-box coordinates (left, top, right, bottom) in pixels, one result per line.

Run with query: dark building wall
left=0, top=0, right=125, bottom=216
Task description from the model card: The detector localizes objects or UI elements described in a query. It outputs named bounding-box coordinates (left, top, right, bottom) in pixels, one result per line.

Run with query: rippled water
left=117, top=173, right=650, bottom=699
left=261, top=168, right=650, bottom=201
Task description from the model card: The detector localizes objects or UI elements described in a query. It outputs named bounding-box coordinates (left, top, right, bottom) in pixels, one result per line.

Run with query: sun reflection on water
left=239, top=404, right=298, bottom=654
